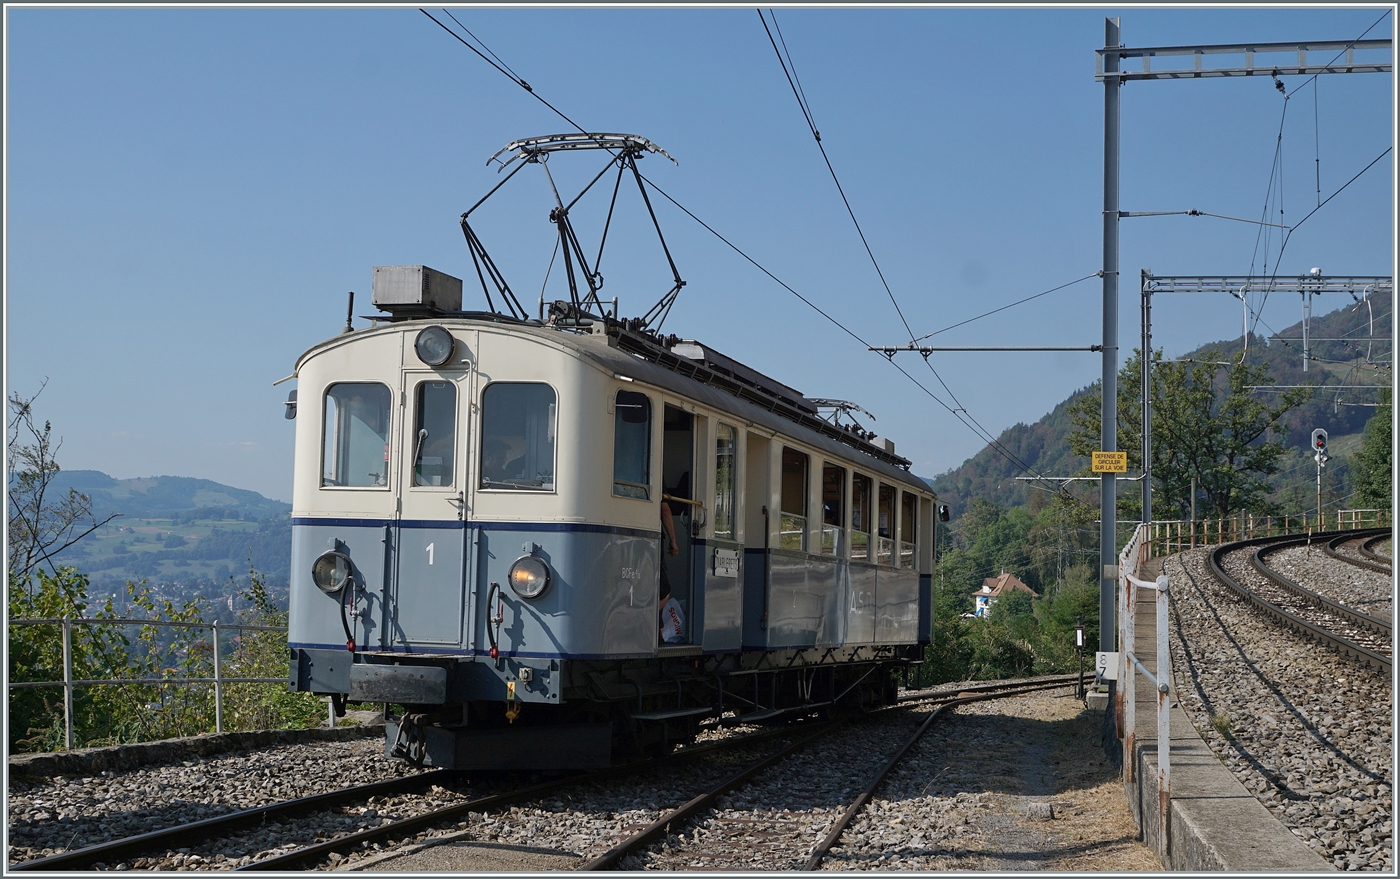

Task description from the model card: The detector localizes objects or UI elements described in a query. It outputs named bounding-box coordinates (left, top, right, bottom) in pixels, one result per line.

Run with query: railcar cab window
left=613, top=390, right=652, bottom=500
left=900, top=491, right=918, bottom=568
left=851, top=473, right=872, bottom=562
left=413, top=381, right=456, bottom=487
left=877, top=484, right=896, bottom=565
left=322, top=382, right=392, bottom=488
left=780, top=447, right=808, bottom=551
left=480, top=383, right=556, bottom=490
left=714, top=424, right=736, bottom=540
left=821, top=463, right=846, bottom=556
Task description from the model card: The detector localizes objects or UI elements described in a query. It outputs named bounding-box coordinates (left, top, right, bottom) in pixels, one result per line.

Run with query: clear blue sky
left=5, top=5, right=1393, bottom=503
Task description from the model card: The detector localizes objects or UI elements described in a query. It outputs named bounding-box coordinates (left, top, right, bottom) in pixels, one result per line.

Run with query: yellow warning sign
left=1092, top=452, right=1129, bottom=473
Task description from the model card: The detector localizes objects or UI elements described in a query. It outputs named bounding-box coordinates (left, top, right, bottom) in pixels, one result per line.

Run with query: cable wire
left=426, top=8, right=1068, bottom=488
left=912, top=273, right=1101, bottom=342
left=757, top=8, right=918, bottom=345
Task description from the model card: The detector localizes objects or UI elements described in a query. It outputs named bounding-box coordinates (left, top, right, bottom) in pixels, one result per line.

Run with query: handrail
left=6, top=615, right=292, bottom=748
left=1118, top=526, right=1172, bottom=862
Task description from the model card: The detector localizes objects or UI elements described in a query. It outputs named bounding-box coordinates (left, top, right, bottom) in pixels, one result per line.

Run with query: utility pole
left=1100, top=17, right=1121, bottom=655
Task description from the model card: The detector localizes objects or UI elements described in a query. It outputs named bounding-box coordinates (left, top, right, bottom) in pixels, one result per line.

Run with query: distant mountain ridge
left=931, top=293, right=1391, bottom=518
left=48, top=471, right=290, bottom=521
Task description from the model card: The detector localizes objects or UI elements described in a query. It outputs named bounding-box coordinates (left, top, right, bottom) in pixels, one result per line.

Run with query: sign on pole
left=1092, top=451, right=1128, bottom=473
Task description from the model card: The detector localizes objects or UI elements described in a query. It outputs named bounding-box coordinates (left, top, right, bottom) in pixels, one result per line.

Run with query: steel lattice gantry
left=1142, top=274, right=1393, bottom=372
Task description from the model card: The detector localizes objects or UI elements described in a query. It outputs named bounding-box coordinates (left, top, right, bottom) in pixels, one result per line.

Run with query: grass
left=1210, top=712, right=1234, bottom=737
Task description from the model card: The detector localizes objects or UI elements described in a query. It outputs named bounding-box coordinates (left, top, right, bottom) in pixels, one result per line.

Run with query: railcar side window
left=821, top=463, right=845, bottom=556
left=613, top=390, right=651, bottom=499
left=900, top=491, right=918, bottom=568
left=480, top=383, right=556, bottom=490
left=780, top=447, right=808, bottom=551
left=877, top=484, right=896, bottom=565
left=714, top=423, right=736, bottom=540
left=851, top=473, right=872, bottom=561
left=413, top=381, right=456, bottom=487
left=322, top=382, right=392, bottom=488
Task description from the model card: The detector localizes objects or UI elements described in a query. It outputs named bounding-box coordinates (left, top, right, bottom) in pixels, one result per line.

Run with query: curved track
left=1323, top=528, right=1393, bottom=576
left=1209, top=529, right=1391, bottom=674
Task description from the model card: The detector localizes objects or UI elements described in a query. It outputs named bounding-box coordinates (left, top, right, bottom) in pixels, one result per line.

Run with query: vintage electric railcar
left=285, top=266, right=942, bottom=769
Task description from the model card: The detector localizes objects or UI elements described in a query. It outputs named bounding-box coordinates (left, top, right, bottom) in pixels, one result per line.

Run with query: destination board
left=1092, top=451, right=1128, bottom=473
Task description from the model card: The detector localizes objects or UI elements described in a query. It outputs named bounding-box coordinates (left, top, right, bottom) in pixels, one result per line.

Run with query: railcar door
left=391, top=370, right=470, bottom=647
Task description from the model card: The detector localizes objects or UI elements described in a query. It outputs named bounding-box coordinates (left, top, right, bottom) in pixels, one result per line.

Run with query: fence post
left=62, top=616, right=75, bottom=750
left=1122, top=573, right=1136, bottom=783
left=213, top=622, right=223, bottom=735
left=1156, top=573, right=1172, bottom=858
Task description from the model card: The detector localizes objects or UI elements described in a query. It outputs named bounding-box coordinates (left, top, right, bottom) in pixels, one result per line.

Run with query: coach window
left=480, top=383, right=556, bottom=490
left=780, top=447, right=808, bottom=551
left=714, top=423, right=736, bottom=540
left=900, top=492, right=918, bottom=568
left=322, top=382, right=392, bottom=488
left=821, top=463, right=845, bottom=556
left=877, top=484, right=896, bottom=565
left=613, top=390, right=652, bottom=499
left=851, top=473, right=872, bottom=561
left=412, top=381, right=456, bottom=487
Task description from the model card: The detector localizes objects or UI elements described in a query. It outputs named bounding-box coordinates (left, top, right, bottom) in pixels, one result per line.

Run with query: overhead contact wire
left=424, top=9, right=1057, bottom=486
left=756, top=9, right=1057, bottom=484
left=758, top=9, right=918, bottom=345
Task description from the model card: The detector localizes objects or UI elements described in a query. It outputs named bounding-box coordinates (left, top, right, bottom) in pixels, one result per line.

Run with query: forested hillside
left=931, top=293, right=1390, bottom=519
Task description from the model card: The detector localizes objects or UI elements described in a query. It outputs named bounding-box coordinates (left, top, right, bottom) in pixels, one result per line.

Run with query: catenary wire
left=912, top=273, right=1101, bottom=342
left=757, top=8, right=919, bottom=345
left=1249, top=11, right=1392, bottom=327
left=424, top=8, right=1062, bottom=487
left=754, top=9, right=1059, bottom=484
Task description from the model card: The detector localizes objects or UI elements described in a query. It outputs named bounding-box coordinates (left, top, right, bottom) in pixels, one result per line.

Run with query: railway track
left=582, top=675, right=1088, bottom=871
left=12, top=675, right=1088, bottom=872
left=9, top=719, right=831, bottom=872
left=1359, top=532, right=1392, bottom=565
left=1209, top=529, right=1392, bottom=674
left=1323, top=528, right=1393, bottom=576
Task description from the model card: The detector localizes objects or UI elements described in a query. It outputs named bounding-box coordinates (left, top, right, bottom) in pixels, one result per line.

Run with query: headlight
left=414, top=326, right=455, bottom=367
left=311, top=550, right=353, bottom=595
left=508, top=555, right=551, bottom=599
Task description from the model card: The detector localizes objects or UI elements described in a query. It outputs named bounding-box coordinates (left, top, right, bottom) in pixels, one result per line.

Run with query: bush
left=8, top=565, right=323, bottom=752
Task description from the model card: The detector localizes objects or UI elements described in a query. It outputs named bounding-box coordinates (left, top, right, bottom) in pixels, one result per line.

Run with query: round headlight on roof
left=414, top=326, right=455, bottom=367
left=508, top=555, right=551, bottom=600
left=311, top=550, right=353, bottom=595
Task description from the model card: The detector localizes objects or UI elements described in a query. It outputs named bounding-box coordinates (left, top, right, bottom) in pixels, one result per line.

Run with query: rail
left=1118, top=523, right=1172, bottom=861
left=7, top=616, right=288, bottom=749
left=1144, top=508, right=1391, bottom=557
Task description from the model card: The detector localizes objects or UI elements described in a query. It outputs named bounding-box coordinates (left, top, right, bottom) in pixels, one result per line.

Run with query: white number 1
left=426, top=543, right=435, bottom=565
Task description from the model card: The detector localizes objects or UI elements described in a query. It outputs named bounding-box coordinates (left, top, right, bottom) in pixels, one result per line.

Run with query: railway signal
left=1311, top=428, right=1329, bottom=522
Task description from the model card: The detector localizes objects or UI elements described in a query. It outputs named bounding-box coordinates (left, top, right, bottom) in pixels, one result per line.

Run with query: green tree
left=1070, top=348, right=1311, bottom=519
left=1351, top=390, right=1392, bottom=509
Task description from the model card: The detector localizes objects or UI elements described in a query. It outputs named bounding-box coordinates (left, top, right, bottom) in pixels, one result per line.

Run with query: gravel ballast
left=1166, top=546, right=1393, bottom=872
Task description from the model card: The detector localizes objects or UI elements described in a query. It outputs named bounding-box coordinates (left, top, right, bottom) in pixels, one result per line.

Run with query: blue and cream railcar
left=287, top=267, right=941, bottom=769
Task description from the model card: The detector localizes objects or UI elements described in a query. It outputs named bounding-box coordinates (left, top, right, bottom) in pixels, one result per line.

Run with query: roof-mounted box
left=372, top=265, right=463, bottom=315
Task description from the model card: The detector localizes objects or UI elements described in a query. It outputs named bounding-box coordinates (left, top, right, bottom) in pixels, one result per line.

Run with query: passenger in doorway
left=658, top=501, right=685, bottom=643
left=659, top=581, right=686, bottom=644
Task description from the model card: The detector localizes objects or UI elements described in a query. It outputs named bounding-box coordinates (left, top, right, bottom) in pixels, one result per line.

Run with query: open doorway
left=661, top=404, right=694, bottom=644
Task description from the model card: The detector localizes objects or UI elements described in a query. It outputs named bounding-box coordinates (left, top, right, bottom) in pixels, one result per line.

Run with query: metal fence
left=1144, top=508, right=1391, bottom=558
left=7, top=616, right=287, bottom=749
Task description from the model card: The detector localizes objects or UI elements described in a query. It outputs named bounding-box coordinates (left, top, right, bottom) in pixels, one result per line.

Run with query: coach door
left=391, top=370, right=470, bottom=647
